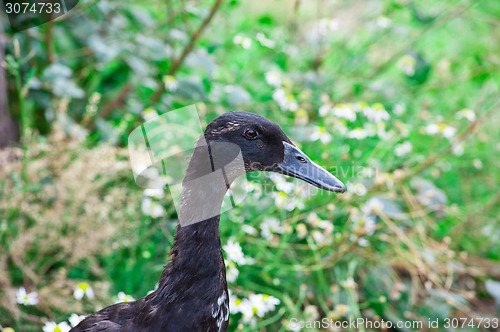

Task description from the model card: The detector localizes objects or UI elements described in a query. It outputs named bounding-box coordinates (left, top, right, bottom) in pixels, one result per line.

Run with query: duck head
left=180, top=111, right=345, bottom=226
left=203, top=111, right=345, bottom=193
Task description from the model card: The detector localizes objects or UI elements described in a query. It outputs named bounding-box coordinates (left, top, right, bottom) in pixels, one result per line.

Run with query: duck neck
left=157, top=215, right=226, bottom=294
left=155, top=142, right=232, bottom=302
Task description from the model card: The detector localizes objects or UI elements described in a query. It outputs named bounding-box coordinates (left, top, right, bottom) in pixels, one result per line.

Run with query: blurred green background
left=1, top=0, right=500, bottom=331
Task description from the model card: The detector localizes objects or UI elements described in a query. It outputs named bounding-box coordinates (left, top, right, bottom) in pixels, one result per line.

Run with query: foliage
left=1, top=0, right=500, bottom=331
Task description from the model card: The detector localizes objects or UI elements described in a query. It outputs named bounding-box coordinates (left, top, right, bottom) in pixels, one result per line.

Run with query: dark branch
left=90, top=0, right=224, bottom=130
left=150, top=0, right=224, bottom=103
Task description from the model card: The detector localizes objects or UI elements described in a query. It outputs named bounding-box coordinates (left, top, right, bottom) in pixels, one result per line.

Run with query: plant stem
left=11, top=40, right=30, bottom=188
left=150, top=0, right=224, bottom=103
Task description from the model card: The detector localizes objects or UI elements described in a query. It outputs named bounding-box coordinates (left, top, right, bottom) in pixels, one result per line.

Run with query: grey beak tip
left=330, top=183, right=345, bottom=193
left=337, top=185, right=346, bottom=194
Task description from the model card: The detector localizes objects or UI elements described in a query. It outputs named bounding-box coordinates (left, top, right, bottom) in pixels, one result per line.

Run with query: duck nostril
left=296, top=155, right=307, bottom=163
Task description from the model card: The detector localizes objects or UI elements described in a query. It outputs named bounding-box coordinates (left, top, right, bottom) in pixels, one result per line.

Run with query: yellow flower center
left=163, top=75, right=175, bottom=84
left=78, top=282, right=88, bottom=291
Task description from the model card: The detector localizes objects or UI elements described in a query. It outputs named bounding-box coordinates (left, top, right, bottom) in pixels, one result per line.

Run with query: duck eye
left=244, top=129, right=258, bottom=139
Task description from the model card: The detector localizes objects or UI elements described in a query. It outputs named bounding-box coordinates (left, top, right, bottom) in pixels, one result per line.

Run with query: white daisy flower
left=362, top=198, right=384, bottom=216
left=306, top=212, right=321, bottom=227
left=363, top=103, right=390, bottom=122
left=228, top=290, right=244, bottom=315
left=269, top=173, right=295, bottom=194
left=265, top=70, right=282, bottom=87
left=318, top=104, right=331, bottom=117
left=398, top=55, right=416, bottom=76
left=347, top=182, right=367, bottom=196
left=319, top=220, right=334, bottom=234
left=16, top=287, right=38, bottom=306
left=223, top=240, right=247, bottom=265
left=341, top=277, right=357, bottom=289
left=261, top=294, right=280, bottom=312
left=256, top=33, right=275, bottom=48
left=272, top=191, right=305, bottom=211
left=352, top=215, right=376, bottom=235
left=376, top=16, right=392, bottom=28
left=242, top=224, right=258, bottom=235
left=334, top=304, right=350, bottom=316
left=73, top=282, right=94, bottom=301
left=273, top=88, right=298, bottom=112
left=393, top=103, right=406, bottom=115
left=141, top=108, right=159, bottom=122
left=141, top=197, right=165, bottom=218
left=162, top=75, right=178, bottom=91
left=68, top=313, right=86, bottom=327
left=304, top=305, right=320, bottom=320
left=238, top=298, right=257, bottom=324
left=311, top=230, right=331, bottom=246
left=247, top=294, right=267, bottom=317
left=226, top=262, right=239, bottom=283
left=332, top=103, right=356, bottom=121
left=116, top=292, right=135, bottom=303
left=296, top=223, right=308, bottom=239
left=455, top=108, right=475, bottom=122
left=357, top=237, right=370, bottom=247
left=333, top=119, right=349, bottom=136
left=143, top=188, right=164, bottom=199
left=347, top=128, right=368, bottom=140
left=452, top=142, right=464, bottom=156
left=310, top=126, right=332, bottom=144
left=425, top=123, right=439, bottom=135
left=288, top=319, right=302, bottom=331
left=233, top=35, right=252, bottom=49
left=395, top=141, right=412, bottom=157
left=89, top=92, right=101, bottom=105
left=42, top=321, right=71, bottom=332
left=245, top=293, right=279, bottom=318
left=473, top=159, right=483, bottom=169
left=317, top=18, right=339, bottom=35
left=260, top=217, right=283, bottom=240
left=442, top=126, right=456, bottom=139
left=425, top=123, right=456, bottom=139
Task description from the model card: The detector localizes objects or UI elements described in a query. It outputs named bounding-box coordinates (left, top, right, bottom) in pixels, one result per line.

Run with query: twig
left=368, top=92, right=500, bottom=194
left=0, top=24, right=20, bottom=148
left=90, top=0, right=223, bottom=130
left=87, top=83, right=133, bottom=131
left=481, top=192, right=500, bottom=214
left=288, top=0, right=301, bottom=35
left=44, top=21, right=54, bottom=63
left=179, top=0, right=193, bottom=35
left=377, top=212, right=426, bottom=272
left=407, top=98, right=500, bottom=178
left=397, top=182, right=434, bottom=250
left=150, top=0, right=224, bottom=103
left=341, top=2, right=472, bottom=100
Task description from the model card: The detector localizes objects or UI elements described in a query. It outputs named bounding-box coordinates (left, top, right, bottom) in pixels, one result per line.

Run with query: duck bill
left=274, top=142, right=345, bottom=193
